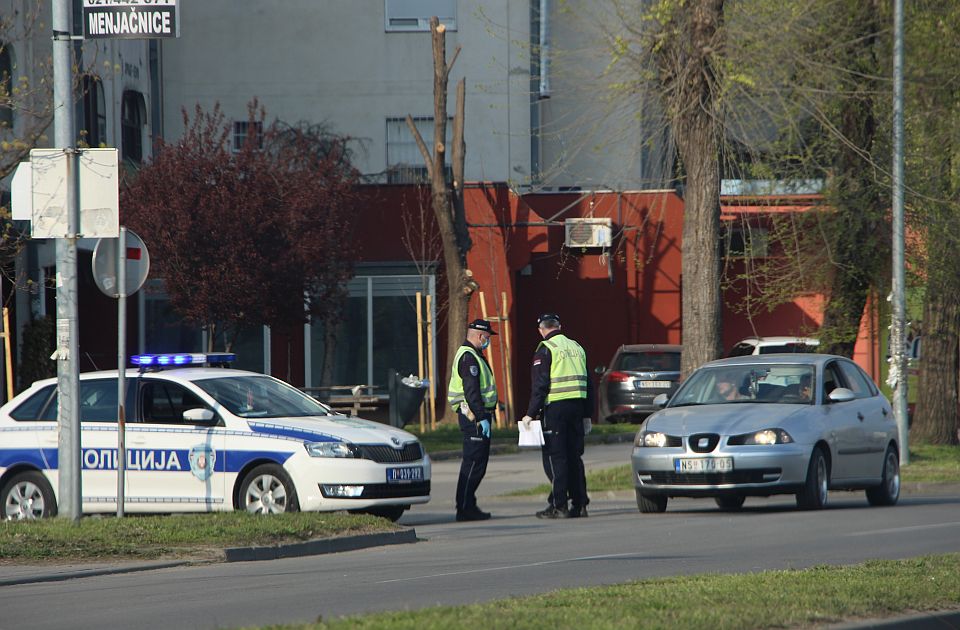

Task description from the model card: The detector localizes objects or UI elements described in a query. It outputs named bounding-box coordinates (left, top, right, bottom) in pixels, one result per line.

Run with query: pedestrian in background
left=447, top=318, right=499, bottom=522
left=521, top=313, right=593, bottom=519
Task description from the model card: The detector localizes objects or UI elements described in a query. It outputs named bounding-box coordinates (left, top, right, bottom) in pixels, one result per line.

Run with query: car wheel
left=714, top=495, right=746, bottom=511
left=351, top=505, right=408, bottom=522
left=866, top=446, right=900, bottom=507
left=635, top=489, right=667, bottom=513
left=239, top=464, right=300, bottom=514
left=2, top=471, right=57, bottom=520
left=796, top=447, right=829, bottom=510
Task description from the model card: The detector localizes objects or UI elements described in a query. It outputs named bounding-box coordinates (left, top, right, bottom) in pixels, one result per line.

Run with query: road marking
left=376, top=552, right=642, bottom=584
left=845, top=521, right=960, bottom=537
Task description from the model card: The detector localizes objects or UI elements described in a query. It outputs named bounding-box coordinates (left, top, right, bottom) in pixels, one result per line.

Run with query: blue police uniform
left=526, top=319, right=593, bottom=518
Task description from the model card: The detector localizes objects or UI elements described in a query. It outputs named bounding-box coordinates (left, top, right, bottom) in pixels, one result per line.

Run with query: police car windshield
left=194, top=375, right=330, bottom=418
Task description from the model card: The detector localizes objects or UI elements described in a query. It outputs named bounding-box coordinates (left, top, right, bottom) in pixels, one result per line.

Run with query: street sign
left=83, top=0, right=180, bottom=40
left=92, top=229, right=151, bottom=297
left=29, top=148, right=119, bottom=238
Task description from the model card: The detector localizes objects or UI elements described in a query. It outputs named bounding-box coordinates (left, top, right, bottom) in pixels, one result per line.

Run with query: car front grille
left=358, top=443, right=423, bottom=463
left=642, top=469, right=781, bottom=485
left=687, top=433, right=720, bottom=453
left=362, top=481, right=431, bottom=499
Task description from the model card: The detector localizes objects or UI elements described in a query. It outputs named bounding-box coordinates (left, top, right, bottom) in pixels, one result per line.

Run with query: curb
left=223, top=528, right=419, bottom=562
left=0, top=529, right=419, bottom=587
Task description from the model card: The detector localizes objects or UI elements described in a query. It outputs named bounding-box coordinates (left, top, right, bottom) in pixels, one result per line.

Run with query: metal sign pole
left=891, top=0, right=909, bottom=466
left=117, top=227, right=127, bottom=517
left=52, top=0, right=82, bottom=522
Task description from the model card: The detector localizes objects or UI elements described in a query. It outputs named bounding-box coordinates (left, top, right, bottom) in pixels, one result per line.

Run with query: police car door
left=126, top=379, right=225, bottom=511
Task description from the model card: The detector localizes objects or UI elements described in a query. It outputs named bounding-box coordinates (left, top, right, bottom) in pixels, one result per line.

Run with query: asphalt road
left=1, top=444, right=958, bottom=630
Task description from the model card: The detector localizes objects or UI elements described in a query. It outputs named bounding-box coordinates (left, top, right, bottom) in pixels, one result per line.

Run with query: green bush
left=18, top=315, right=56, bottom=391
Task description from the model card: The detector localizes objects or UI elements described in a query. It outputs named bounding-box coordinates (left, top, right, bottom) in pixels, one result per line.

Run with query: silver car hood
left=646, top=404, right=807, bottom=435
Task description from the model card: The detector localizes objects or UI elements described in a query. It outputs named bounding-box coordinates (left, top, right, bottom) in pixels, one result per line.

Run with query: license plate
left=637, top=380, right=671, bottom=388
left=675, top=458, right=733, bottom=473
left=387, top=466, right=423, bottom=484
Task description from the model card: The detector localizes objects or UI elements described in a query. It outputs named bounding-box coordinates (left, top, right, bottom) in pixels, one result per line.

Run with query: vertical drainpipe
left=539, top=0, right=551, bottom=99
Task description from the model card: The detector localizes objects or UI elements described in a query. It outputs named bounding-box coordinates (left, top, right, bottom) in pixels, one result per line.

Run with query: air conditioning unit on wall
left=564, top=217, right=613, bottom=248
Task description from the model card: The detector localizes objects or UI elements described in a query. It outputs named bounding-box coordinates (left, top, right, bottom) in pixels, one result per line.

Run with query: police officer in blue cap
left=447, top=318, right=499, bottom=521
left=522, top=313, right=593, bottom=518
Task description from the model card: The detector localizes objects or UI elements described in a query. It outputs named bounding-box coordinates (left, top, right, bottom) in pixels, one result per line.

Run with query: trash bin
left=388, top=368, right=429, bottom=428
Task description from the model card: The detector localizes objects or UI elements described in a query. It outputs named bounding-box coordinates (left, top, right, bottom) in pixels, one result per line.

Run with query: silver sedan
left=631, top=354, right=901, bottom=512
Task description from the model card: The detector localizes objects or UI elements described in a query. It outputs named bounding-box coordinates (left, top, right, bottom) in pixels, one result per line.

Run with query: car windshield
left=194, top=375, right=332, bottom=418
left=669, top=364, right=816, bottom=406
left=616, top=351, right=681, bottom=372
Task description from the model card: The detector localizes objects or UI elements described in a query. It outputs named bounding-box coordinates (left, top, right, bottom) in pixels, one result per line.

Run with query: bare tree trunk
left=407, top=18, right=474, bottom=422
left=653, top=0, right=725, bottom=376
left=913, top=275, right=960, bottom=445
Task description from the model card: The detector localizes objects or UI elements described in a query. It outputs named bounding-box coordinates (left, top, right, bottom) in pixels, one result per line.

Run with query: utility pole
left=891, top=0, right=909, bottom=465
left=52, top=0, right=82, bottom=520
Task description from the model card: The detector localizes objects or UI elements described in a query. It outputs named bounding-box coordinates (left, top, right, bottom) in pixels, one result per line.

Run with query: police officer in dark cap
left=447, top=318, right=499, bottom=521
left=521, top=313, right=593, bottom=518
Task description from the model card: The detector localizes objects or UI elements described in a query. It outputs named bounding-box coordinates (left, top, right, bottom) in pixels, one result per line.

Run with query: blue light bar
left=131, top=353, right=236, bottom=367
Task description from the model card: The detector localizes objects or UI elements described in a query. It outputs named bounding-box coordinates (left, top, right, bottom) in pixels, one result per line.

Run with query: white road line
left=376, top=552, right=642, bottom=584
left=845, top=521, right=960, bottom=537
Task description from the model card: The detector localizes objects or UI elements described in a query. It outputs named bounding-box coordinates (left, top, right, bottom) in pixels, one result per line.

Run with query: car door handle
left=882, top=408, right=888, bottom=416
left=857, top=412, right=864, bottom=421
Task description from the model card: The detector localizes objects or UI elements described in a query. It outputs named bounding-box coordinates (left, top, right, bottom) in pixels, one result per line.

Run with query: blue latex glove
left=479, top=419, right=491, bottom=439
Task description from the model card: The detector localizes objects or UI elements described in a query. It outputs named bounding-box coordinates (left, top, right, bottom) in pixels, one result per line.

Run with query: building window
left=385, top=0, right=456, bottom=32
left=0, top=43, right=13, bottom=129
left=723, top=226, right=769, bottom=259
left=232, top=120, right=263, bottom=153
left=81, top=75, right=107, bottom=147
left=309, top=273, right=434, bottom=390
left=121, top=90, right=146, bottom=164
left=385, top=116, right=452, bottom=184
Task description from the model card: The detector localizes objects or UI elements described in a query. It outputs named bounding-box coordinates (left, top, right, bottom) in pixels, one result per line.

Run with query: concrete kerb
left=0, top=528, right=419, bottom=587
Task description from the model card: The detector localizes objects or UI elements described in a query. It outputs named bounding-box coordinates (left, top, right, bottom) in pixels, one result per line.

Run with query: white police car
left=0, top=353, right=430, bottom=521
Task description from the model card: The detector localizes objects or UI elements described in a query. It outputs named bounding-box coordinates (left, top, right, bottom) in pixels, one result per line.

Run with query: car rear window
left=616, top=351, right=681, bottom=372
left=758, top=343, right=816, bottom=354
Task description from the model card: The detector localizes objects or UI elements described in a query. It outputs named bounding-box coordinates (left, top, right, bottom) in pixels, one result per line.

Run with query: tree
left=405, top=17, right=476, bottom=417
left=121, top=103, right=360, bottom=365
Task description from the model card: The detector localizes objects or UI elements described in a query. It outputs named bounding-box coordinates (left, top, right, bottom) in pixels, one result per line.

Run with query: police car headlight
left=305, top=442, right=359, bottom=458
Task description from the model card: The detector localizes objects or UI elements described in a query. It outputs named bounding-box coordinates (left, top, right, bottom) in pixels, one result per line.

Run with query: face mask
left=480, top=336, right=490, bottom=350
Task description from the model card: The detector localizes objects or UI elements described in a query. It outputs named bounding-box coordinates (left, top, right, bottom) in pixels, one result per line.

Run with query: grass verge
left=505, top=443, right=960, bottom=497
left=409, top=422, right=636, bottom=455
left=258, top=553, right=960, bottom=629
left=0, top=512, right=398, bottom=562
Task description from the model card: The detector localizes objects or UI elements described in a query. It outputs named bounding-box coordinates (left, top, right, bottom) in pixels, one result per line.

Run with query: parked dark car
left=597, top=344, right=682, bottom=423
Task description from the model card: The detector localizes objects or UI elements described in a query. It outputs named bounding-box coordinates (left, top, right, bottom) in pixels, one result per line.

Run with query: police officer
left=447, top=318, right=499, bottom=522
left=521, top=313, right=593, bottom=519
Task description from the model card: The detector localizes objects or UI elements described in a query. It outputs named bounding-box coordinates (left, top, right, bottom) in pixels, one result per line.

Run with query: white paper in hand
left=518, top=420, right=544, bottom=448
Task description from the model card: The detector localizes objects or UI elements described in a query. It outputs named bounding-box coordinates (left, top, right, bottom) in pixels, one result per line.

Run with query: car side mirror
left=594, top=365, right=606, bottom=375
left=183, top=408, right=216, bottom=424
left=827, top=388, right=855, bottom=403
left=653, top=393, right=669, bottom=408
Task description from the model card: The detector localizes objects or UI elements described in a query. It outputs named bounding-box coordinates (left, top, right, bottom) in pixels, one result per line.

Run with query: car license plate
left=637, top=380, right=671, bottom=388
left=387, top=466, right=423, bottom=484
left=675, top=458, right=733, bottom=473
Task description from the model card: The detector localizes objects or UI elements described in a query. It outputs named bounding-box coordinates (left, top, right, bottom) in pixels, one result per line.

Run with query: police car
left=0, top=353, right=430, bottom=521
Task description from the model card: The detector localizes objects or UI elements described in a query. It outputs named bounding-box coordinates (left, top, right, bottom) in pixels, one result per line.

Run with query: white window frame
left=232, top=120, right=263, bottom=153
left=385, top=0, right=456, bottom=32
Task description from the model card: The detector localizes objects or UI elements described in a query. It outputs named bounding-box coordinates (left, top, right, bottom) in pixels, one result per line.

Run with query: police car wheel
left=239, top=465, right=300, bottom=514
left=2, top=471, right=57, bottom=520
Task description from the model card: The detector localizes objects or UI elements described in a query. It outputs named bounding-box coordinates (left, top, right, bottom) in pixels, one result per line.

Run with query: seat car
left=726, top=336, right=819, bottom=357
left=0, top=353, right=430, bottom=521
left=631, top=354, right=900, bottom=513
left=597, top=344, right=682, bottom=423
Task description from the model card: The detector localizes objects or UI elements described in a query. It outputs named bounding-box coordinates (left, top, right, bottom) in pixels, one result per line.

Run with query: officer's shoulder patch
left=533, top=358, right=542, bottom=366
left=469, top=365, right=479, bottom=376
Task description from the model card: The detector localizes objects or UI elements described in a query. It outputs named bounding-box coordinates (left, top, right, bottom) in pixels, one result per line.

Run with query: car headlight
left=635, top=431, right=679, bottom=447
left=305, top=441, right=359, bottom=458
left=730, top=429, right=794, bottom=445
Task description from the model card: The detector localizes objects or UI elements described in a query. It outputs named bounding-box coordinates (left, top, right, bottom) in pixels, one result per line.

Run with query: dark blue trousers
left=455, top=412, right=491, bottom=513
left=541, top=399, right=587, bottom=511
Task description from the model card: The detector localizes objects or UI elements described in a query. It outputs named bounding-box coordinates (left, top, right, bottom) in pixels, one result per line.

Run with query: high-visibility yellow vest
left=539, top=334, right=587, bottom=403
left=447, top=345, right=498, bottom=411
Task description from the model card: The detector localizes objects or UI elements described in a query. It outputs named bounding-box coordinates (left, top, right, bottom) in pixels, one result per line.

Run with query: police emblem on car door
left=189, top=444, right=216, bottom=481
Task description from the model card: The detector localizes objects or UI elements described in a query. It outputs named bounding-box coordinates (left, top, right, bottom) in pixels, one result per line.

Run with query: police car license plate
left=675, top=458, right=733, bottom=473
left=637, top=380, right=671, bottom=388
left=387, top=466, right=423, bottom=484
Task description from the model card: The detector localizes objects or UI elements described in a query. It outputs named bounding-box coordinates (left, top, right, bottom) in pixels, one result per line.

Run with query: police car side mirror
left=183, top=408, right=216, bottom=424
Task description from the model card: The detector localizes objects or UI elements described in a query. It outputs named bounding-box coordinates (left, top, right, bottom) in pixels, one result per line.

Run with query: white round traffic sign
left=92, top=228, right=151, bottom=297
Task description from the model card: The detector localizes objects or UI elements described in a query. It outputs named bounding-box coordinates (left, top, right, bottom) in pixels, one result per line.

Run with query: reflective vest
left=539, top=334, right=588, bottom=403
left=447, top=345, right=498, bottom=411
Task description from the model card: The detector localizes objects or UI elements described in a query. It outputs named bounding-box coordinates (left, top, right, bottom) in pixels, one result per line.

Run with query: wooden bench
left=304, top=385, right=383, bottom=417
